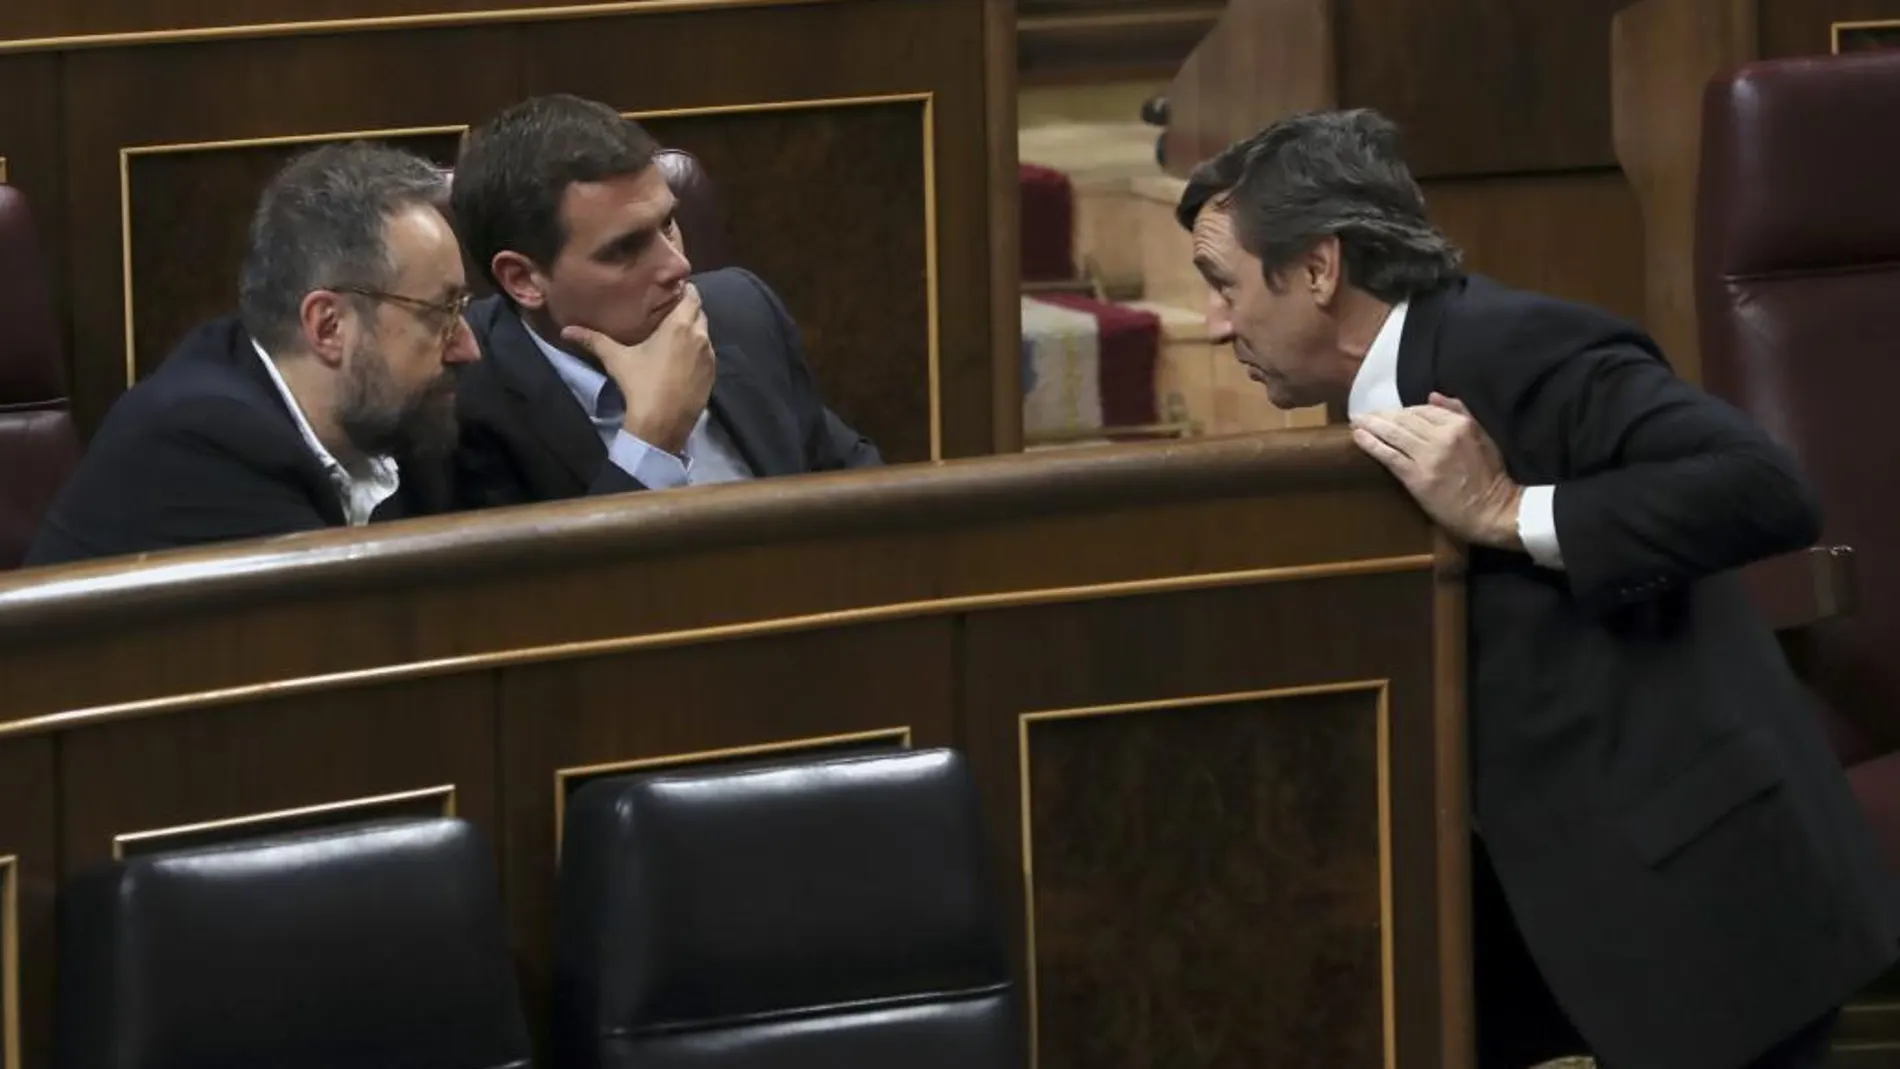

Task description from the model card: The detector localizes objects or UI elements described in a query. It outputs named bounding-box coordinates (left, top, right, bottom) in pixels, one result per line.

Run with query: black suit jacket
left=24, top=318, right=362, bottom=567
left=1418, top=275, right=1899, bottom=1069
left=429, top=266, right=878, bottom=512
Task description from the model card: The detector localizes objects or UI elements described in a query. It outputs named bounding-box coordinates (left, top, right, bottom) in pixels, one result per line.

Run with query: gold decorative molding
left=1016, top=681, right=1395, bottom=1069
left=0, top=157, right=9, bottom=185
left=0, top=855, right=15, bottom=1069
left=553, top=725, right=911, bottom=853
left=0, top=0, right=846, bottom=55
left=111, top=783, right=457, bottom=859
left=115, top=91, right=943, bottom=457
left=0, top=554, right=1433, bottom=740
left=1832, top=19, right=1900, bottom=52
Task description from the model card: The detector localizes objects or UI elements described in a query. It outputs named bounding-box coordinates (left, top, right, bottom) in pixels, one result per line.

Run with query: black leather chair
left=55, top=817, right=532, bottom=1069
left=554, top=748, right=1021, bottom=1069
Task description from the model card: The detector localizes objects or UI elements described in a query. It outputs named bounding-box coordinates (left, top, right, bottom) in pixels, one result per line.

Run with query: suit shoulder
left=1436, top=275, right=1666, bottom=372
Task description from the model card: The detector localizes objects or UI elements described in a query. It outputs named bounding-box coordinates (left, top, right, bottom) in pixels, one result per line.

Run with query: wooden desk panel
left=0, top=432, right=1467, bottom=1067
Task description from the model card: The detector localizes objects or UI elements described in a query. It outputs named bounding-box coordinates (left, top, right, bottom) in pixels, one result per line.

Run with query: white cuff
left=1517, top=485, right=1564, bottom=570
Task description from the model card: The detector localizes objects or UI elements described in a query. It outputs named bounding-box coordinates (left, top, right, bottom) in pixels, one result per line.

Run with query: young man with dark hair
left=439, top=93, right=878, bottom=510
left=1179, top=108, right=1899, bottom=1069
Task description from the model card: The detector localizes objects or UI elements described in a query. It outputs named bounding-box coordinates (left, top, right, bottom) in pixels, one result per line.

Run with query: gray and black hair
left=237, top=140, right=449, bottom=353
left=1175, top=108, right=1461, bottom=303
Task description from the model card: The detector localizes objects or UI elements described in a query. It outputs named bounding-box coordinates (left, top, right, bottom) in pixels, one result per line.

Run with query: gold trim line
left=0, top=0, right=847, bottom=55
left=0, top=554, right=1434, bottom=740
left=1017, top=681, right=1396, bottom=1069
left=553, top=726, right=912, bottom=853
left=1831, top=18, right=1900, bottom=53
left=111, top=784, right=458, bottom=859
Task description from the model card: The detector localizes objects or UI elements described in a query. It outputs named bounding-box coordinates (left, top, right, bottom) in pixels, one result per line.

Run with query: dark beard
left=336, top=339, right=460, bottom=464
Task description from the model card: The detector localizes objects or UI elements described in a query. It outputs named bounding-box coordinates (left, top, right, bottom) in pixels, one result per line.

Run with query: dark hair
left=1175, top=108, right=1461, bottom=303
left=237, top=141, right=449, bottom=353
left=451, top=93, right=661, bottom=292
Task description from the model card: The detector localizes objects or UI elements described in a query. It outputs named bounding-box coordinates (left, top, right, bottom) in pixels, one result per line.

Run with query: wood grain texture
left=0, top=55, right=66, bottom=359
left=0, top=0, right=847, bottom=43
left=1337, top=0, right=1632, bottom=178
left=1426, top=170, right=1648, bottom=327
left=962, top=567, right=1447, bottom=1068
left=1024, top=688, right=1386, bottom=1069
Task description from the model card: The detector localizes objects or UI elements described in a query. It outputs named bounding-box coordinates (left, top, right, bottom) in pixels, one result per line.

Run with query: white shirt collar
left=251, top=339, right=399, bottom=526
left=1346, top=299, right=1408, bottom=418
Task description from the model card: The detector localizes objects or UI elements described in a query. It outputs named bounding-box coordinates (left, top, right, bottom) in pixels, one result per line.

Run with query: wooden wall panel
left=57, top=674, right=502, bottom=874
left=1337, top=0, right=1632, bottom=179
left=0, top=0, right=820, bottom=42
left=1763, top=0, right=1900, bottom=54
left=641, top=104, right=932, bottom=464
left=1426, top=171, right=1648, bottom=328
left=961, top=570, right=1446, bottom=1069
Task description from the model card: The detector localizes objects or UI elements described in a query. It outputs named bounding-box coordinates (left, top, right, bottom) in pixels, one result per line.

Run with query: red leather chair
left=1696, top=50, right=1900, bottom=866
left=0, top=184, right=81, bottom=570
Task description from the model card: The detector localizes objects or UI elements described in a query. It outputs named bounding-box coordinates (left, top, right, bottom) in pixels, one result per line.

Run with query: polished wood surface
left=0, top=433, right=1468, bottom=1068
left=1016, top=0, right=1222, bottom=84
left=0, top=0, right=1019, bottom=459
left=1612, top=0, right=1900, bottom=383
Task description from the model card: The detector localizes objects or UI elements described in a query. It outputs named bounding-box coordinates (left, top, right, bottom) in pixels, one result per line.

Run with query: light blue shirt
left=525, top=324, right=752, bottom=489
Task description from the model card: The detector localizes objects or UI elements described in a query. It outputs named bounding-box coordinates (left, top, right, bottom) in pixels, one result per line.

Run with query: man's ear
left=1304, top=236, right=1344, bottom=307
left=297, top=290, right=352, bottom=368
left=491, top=252, right=547, bottom=311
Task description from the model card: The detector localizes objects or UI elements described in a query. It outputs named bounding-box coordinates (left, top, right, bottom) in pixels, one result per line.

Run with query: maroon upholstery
left=1695, top=49, right=1900, bottom=865
left=0, top=184, right=80, bottom=570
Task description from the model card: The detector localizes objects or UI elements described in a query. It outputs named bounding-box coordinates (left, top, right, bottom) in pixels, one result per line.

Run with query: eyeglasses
left=327, top=285, right=472, bottom=346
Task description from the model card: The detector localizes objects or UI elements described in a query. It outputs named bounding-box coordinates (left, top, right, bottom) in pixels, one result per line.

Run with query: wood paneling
left=1016, top=0, right=1222, bottom=85
left=0, top=430, right=1468, bottom=1066
left=1337, top=0, right=1632, bottom=178
left=4, top=0, right=1017, bottom=455
left=1427, top=170, right=1648, bottom=328
left=1024, top=687, right=1386, bottom=1069
left=0, top=0, right=840, bottom=43
left=965, top=570, right=1446, bottom=1069
left=1763, top=0, right=1900, bottom=54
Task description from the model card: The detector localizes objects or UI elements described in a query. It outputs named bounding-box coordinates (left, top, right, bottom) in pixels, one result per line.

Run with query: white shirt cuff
left=1517, top=484, right=1564, bottom=570
left=607, top=429, right=691, bottom=490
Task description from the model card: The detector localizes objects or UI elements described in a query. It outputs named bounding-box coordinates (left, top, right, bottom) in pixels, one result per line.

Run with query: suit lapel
left=1396, top=278, right=1463, bottom=407
left=485, top=306, right=606, bottom=493
left=707, top=342, right=800, bottom=477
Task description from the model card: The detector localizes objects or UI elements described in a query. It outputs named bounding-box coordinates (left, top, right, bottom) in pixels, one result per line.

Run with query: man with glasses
left=24, top=141, right=479, bottom=567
